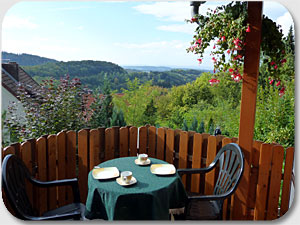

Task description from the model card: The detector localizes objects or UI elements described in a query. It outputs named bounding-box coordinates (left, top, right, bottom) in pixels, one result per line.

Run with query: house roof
left=1, top=62, right=40, bottom=99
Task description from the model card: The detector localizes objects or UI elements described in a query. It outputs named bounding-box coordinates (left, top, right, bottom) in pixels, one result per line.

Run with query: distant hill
left=122, top=66, right=173, bottom=72
left=2, top=51, right=58, bottom=66
left=23, top=60, right=128, bottom=91
left=3, top=52, right=206, bottom=91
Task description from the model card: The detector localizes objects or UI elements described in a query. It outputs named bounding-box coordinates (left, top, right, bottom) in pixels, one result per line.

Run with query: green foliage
left=254, top=79, right=294, bottom=147
left=113, top=78, right=163, bottom=127
left=142, top=99, right=157, bottom=126
left=189, top=116, right=198, bottom=131
left=182, top=119, right=188, bottom=131
left=198, top=120, right=205, bottom=133
left=110, top=107, right=126, bottom=127
left=3, top=76, right=90, bottom=144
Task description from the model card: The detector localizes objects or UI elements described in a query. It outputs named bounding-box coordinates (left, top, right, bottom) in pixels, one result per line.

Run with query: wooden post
left=235, top=1, right=263, bottom=220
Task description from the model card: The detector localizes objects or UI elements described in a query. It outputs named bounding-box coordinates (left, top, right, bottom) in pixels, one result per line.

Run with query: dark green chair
left=177, top=143, right=244, bottom=220
left=2, top=154, right=85, bottom=220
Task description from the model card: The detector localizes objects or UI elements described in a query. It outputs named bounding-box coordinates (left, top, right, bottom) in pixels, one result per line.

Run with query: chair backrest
left=212, top=143, right=244, bottom=196
left=2, top=154, right=38, bottom=219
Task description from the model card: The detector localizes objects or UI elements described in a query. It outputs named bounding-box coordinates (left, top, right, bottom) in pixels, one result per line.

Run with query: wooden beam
left=234, top=1, right=263, bottom=220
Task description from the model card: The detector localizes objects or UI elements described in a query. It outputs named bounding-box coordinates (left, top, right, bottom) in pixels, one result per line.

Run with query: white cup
left=138, top=153, right=148, bottom=162
left=121, top=171, right=132, bottom=184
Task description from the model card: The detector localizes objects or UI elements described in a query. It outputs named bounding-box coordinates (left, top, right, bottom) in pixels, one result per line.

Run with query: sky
left=1, top=0, right=294, bottom=69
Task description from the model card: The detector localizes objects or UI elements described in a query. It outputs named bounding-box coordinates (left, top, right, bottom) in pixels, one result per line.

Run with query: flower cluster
left=186, top=2, right=287, bottom=94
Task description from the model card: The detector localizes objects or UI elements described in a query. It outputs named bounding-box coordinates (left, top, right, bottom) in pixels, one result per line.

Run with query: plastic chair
left=2, top=154, right=85, bottom=220
left=177, top=143, right=244, bottom=220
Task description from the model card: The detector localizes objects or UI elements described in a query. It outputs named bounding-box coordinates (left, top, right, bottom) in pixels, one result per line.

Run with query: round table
left=84, top=157, right=187, bottom=220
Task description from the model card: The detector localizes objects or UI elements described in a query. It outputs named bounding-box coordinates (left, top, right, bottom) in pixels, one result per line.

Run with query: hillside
left=2, top=51, right=58, bottom=66
left=23, top=60, right=128, bottom=91
left=3, top=52, right=205, bottom=91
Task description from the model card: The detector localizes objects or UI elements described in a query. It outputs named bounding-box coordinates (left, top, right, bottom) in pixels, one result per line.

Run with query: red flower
left=221, top=36, right=226, bottom=42
left=229, top=68, right=234, bottom=73
left=246, top=26, right=251, bottom=32
left=279, top=87, right=285, bottom=97
left=191, top=18, right=197, bottom=23
left=270, top=61, right=275, bottom=66
left=276, top=81, right=281, bottom=87
left=227, top=49, right=231, bottom=54
left=209, top=78, right=220, bottom=85
left=197, top=58, right=202, bottom=64
left=269, top=79, right=274, bottom=85
left=196, top=38, right=202, bottom=46
left=213, top=45, right=216, bottom=49
left=274, top=65, right=278, bottom=70
left=281, top=58, right=287, bottom=64
left=212, top=57, right=217, bottom=64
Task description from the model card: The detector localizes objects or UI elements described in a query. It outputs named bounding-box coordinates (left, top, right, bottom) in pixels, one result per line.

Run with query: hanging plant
left=186, top=2, right=286, bottom=94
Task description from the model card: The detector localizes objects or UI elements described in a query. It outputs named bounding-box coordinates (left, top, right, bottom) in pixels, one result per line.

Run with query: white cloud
left=276, top=12, right=294, bottom=36
left=77, top=26, right=84, bottom=31
left=2, top=15, right=38, bottom=30
left=133, top=2, right=190, bottom=22
left=157, top=23, right=197, bottom=35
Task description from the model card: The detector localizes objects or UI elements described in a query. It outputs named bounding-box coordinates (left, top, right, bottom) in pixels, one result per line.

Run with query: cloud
left=77, top=26, right=84, bottom=31
left=133, top=2, right=190, bottom=22
left=276, top=12, right=294, bottom=36
left=157, top=23, right=197, bottom=35
left=133, top=1, right=221, bottom=22
left=2, top=15, right=38, bottom=30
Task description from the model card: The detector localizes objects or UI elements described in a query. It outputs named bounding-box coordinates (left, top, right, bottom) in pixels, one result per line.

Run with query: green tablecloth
left=84, top=157, right=187, bottom=220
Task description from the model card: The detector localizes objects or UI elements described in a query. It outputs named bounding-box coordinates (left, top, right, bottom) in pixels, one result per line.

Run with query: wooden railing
left=1, top=126, right=295, bottom=220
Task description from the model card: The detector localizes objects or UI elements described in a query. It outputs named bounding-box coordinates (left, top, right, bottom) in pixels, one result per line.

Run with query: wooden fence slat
left=36, top=137, right=48, bottom=215
left=165, top=129, right=174, bottom=164
left=66, top=131, right=76, bottom=204
left=20, top=141, right=34, bottom=210
left=129, top=127, right=138, bottom=156
left=105, top=128, right=114, bottom=160
left=266, top=145, right=284, bottom=220
left=78, top=129, right=89, bottom=203
left=47, top=135, right=57, bottom=210
left=280, top=147, right=295, bottom=216
left=148, top=126, right=156, bottom=158
left=178, top=131, right=189, bottom=187
left=2, top=146, right=15, bottom=160
left=254, top=144, right=273, bottom=220
left=205, top=136, right=217, bottom=195
left=89, top=129, right=101, bottom=169
left=156, top=127, right=165, bottom=160
left=119, top=127, right=129, bottom=157
left=57, top=131, right=67, bottom=207
left=191, top=133, right=203, bottom=193
left=139, top=126, right=147, bottom=154
left=248, top=141, right=263, bottom=219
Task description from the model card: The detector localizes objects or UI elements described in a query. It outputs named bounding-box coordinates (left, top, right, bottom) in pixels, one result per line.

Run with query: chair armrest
left=188, top=193, right=230, bottom=202
left=28, top=212, right=81, bottom=221
left=30, top=178, right=80, bottom=203
left=177, top=165, right=215, bottom=176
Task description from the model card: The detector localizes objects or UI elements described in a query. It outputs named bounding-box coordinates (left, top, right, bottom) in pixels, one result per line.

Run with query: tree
left=182, top=119, right=188, bottom=131
left=88, top=77, right=113, bottom=128
left=142, top=99, right=157, bottom=126
left=198, top=120, right=205, bottom=133
left=285, top=25, right=295, bottom=55
left=3, top=76, right=90, bottom=144
left=110, top=107, right=126, bottom=127
left=189, top=116, right=198, bottom=131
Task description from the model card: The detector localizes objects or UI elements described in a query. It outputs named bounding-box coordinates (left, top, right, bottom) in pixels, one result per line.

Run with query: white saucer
left=135, top=158, right=151, bottom=166
left=116, top=176, right=137, bottom=186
